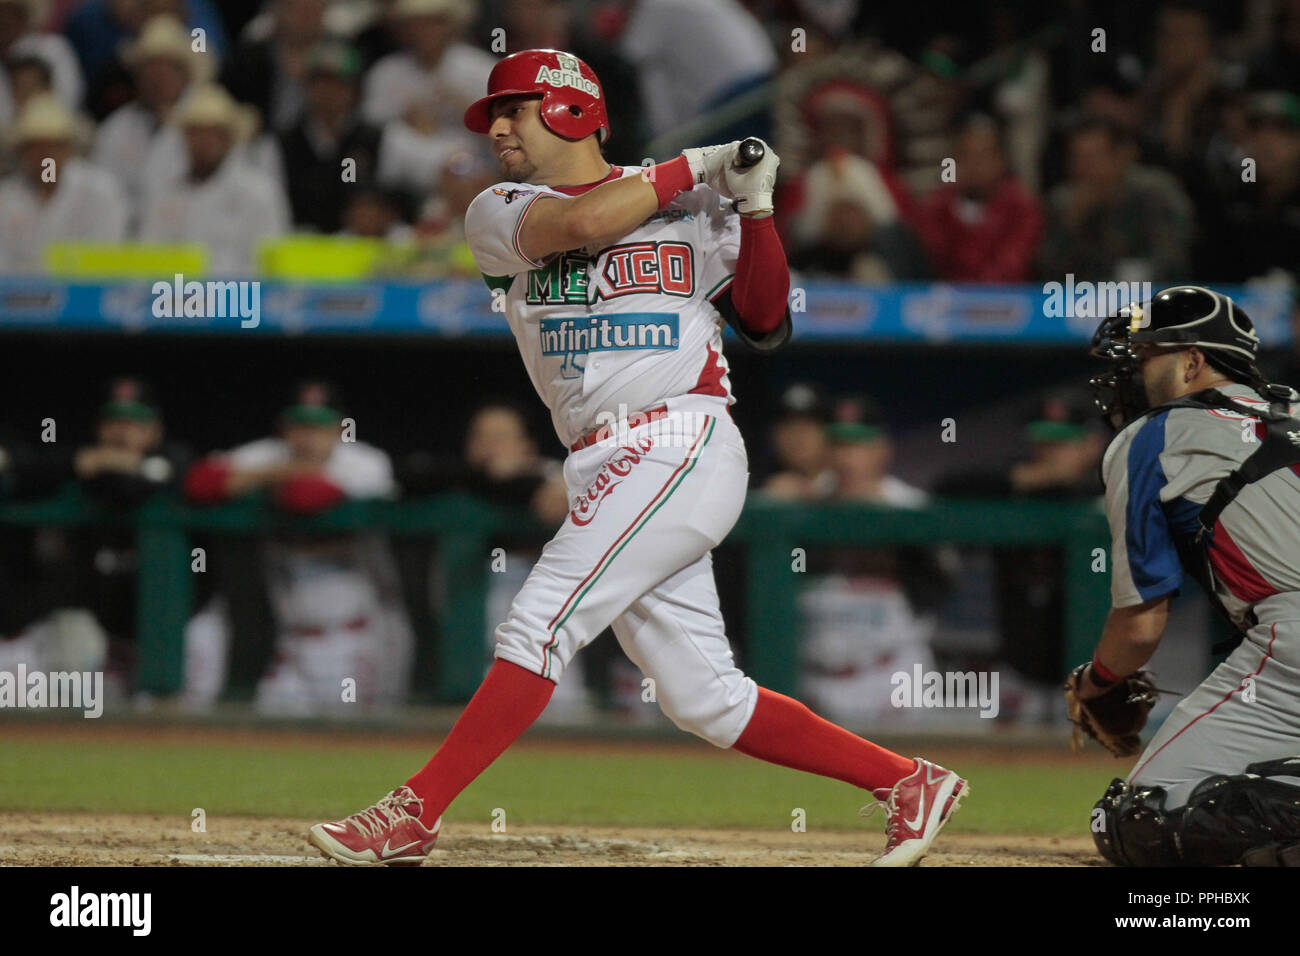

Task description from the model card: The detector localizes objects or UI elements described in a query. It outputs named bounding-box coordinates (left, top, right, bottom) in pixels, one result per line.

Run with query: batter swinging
left=309, top=49, right=967, bottom=868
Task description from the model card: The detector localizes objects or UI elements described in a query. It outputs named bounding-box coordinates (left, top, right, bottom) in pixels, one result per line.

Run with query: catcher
left=1068, top=286, right=1300, bottom=866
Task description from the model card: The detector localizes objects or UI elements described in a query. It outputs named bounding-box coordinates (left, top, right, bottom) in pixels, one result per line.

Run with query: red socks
left=732, top=687, right=916, bottom=793
left=405, top=660, right=554, bottom=826
left=405, top=670, right=914, bottom=826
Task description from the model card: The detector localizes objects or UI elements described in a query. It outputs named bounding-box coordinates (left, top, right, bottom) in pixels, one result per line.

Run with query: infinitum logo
left=50, top=886, right=151, bottom=936
left=0, top=665, right=102, bottom=718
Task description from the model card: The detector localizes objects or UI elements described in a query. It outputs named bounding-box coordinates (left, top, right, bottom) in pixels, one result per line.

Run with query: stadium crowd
left=0, top=0, right=1296, bottom=283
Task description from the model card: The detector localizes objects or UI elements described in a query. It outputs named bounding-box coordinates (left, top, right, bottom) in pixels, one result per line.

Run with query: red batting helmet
left=463, top=48, right=610, bottom=144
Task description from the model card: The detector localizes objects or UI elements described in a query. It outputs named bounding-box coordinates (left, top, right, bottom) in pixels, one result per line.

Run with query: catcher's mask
left=1089, top=286, right=1262, bottom=430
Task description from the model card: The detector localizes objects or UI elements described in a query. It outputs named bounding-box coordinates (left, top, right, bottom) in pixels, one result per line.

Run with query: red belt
left=569, top=404, right=669, bottom=453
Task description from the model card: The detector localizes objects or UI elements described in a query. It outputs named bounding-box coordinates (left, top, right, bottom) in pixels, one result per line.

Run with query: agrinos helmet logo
left=534, top=59, right=601, bottom=99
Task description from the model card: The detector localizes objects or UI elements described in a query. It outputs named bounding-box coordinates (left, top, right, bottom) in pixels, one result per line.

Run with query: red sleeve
left=184, top=457, right=233, bottom=503
left=726, top=215, right=790, bottom=335
left=276, top=473, right=346, bottom=514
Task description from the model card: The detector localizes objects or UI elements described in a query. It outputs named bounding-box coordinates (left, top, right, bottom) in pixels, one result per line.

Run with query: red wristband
left=1089, top=654, right=1121, bottom=687
left=649, top=155, right=695, bottom=208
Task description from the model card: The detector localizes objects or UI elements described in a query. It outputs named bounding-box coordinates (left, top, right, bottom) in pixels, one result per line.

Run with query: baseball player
left=183, top=382, right=413, bottom=715
left=1069, top=286, right=1300, bottom=865
left=310, top=49, right=967, bottom=867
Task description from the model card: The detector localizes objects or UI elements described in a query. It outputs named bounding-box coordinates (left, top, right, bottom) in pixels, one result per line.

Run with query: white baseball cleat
left=864, top=758, right=969, bottom=867
left=309, top=786, right=441, bottom=866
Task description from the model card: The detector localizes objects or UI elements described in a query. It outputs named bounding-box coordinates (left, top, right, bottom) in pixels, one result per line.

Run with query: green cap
left=1026, top=420, right=1092, bottom=443
left=99, top=378, right=160, bottom=422
left=281, top=404, right=342, bottom=427
left=100, top=399, right=159, bottom=422
left=826, top=421, right=884, bottom=444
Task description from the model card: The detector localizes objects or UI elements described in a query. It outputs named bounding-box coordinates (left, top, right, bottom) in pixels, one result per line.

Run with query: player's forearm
left=730, top=215, right=790, bottom=334
left=520, top=157, right=695, bottom=259
left=1089, top=598, right=1170, bottom=684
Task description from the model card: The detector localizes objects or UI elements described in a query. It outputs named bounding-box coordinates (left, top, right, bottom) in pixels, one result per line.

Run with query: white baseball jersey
left=462, top=164, right=761, bottom=747
left=465, top=166, right=742, bottom=448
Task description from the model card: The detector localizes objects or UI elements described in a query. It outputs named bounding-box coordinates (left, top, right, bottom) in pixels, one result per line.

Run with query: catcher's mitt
left=1063, top=664, right=1160, bottom=757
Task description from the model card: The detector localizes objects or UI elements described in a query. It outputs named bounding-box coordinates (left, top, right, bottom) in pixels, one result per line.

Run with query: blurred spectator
left=182, top=380, right=414, bottom=715
left=221, top=0, right=327, bottom=133
left=0, top=93, right=128, bottom=273
left=138, top=83, right=289, bottom=275
left=618, top=0, right=776, bottom=147
left=796, top=395, right=945, bottom=724
left=1198, top=91, right=1300, bottom=284
left=758, top=382, right=833, bottom=500
left=982, top=4, right=1052, bottom=195
left=500, top=0, right=643, bottom=162
left=277, top=40, right=381, bottom=232
left=823, top=396, right=928, bottom=507
left=916, top=113, right=1042, bottom=282
left=1039, top=115, right=1193, bottom=283
left=63, top=0, right=227, bottom=119
left=400, top=147, right=495, bottom=274
left=788, top=150, right=930, bottom=280
left=0, top=0, right=82, bottom=126
left=341, top=183, right=413, bottom=239
left=1245, top=0, right=1300, bottom=93
left=92, top=14, right=213, bottom=207
left=0, top=422, right=76, bottom=648
left=773, top=25, right=928, bottom=209
left=1078, top=62, right=1144, bottom=138
left=40, top=378, right=191, bottom=691
left=414, top=401, right=584, bottom=718
left=360, top=0, right=492, bottom=130
left=934, top=389, right=1104, bottom=722
left=1138, top=2, right=1234, bottom=190
left=400, top=400, right=568, bottom=523
left=3, top=51, right=53, bottom=115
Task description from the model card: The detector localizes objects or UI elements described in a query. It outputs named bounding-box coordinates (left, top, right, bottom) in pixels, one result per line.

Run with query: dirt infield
left=0, top=812, right=1100, bottom=866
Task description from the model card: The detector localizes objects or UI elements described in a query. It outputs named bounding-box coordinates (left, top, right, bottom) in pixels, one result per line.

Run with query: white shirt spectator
left=139, top=152, right=290, bottom=275
left=0, top=158, right=129, bottom=273
left=224, top=437, right=396, bottom=498
left=375, top=120, right=481, bottom=192
left=361, top=41, right=493, bottom=129
left=93, top=102, right=172, bottom=206
left=0, top=32, right=85, bottom=127
left=620, top=0, right=777, bottom=139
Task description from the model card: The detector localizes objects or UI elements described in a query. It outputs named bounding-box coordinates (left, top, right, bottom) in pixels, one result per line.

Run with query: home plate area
left=0, top=813, right=1098, bottom=866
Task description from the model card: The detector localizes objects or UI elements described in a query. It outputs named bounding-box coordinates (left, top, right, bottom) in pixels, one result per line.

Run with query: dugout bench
left=0, top=488, right=1113, bottom=701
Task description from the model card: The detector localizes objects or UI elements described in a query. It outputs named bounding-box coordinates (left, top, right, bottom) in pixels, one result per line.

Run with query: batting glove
left=681, top=141, right=740, bottom=197
left=724, top=138, right=779, bottom=217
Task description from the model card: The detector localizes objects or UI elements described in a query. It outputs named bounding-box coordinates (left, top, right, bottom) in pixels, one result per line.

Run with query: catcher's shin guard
left=1094, top=762, right=1300, bottom=866
left=1092, top=779, right=1182, bottom=866
left=1180, top=767, right=1300, bottom=867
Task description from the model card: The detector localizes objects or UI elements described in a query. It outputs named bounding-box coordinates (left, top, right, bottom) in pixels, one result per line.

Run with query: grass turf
left=0, top=731, right=1120, bottom=835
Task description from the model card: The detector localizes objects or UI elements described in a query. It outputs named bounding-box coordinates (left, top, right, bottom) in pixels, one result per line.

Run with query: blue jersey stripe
left=1125, top=412, right=1184, bottom=600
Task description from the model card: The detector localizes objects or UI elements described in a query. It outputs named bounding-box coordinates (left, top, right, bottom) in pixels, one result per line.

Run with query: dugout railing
left=0, top=487, right=1113, bottom=700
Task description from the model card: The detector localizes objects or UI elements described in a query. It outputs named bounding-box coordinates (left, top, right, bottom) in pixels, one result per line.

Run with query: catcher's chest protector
left=1140, top=386, right=1300, bottom=648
